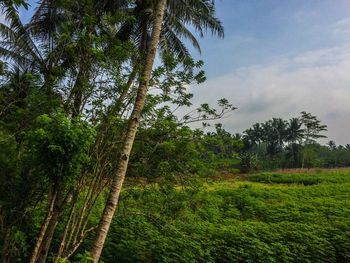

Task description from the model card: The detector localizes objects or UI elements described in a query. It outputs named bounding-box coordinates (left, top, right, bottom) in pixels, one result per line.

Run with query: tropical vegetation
left=0, top=0, right=349, bottom=262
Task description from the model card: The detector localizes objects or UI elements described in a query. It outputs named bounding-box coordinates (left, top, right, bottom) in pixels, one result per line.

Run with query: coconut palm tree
left=285, top=118, right=304, bottom=167
left=97, top=0, right=224, bottom=118
left=286, top=117, right=304, bottom=144
left=90, top=1, right=224, bottom=261
left=90, top=1, right=167, bottom=261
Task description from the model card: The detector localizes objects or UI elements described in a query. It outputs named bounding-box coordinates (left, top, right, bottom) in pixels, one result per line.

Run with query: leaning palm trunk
left=90, top=0, right=167, bottom=261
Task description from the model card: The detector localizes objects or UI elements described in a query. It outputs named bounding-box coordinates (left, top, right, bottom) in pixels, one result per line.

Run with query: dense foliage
left=241, top=113, right=350, bottom=171
left=97, top=169, right=350, bottom=262
left=0, top=0, right=349, bottom=262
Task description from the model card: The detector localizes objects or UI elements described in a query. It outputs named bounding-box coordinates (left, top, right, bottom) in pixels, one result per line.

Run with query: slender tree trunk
left=29, top=190, right=57, bottom=263
left=90, top=1, right=167, bottom=261
left=30, top=187, right=71, bottom=263
left=302, top=143, right=306, bottom=169
left=55, top=203, right=75, bottom=261
left=36, top=211, right=60, bottom=263
left=113, top=65, right=138, bottom=115
left=72, top=67, right=89, bottom=118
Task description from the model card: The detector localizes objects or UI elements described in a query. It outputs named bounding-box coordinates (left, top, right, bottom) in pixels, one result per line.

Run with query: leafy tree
left=300, top=112, right=327, bottom=168
left=300, top=111, right=327, bottom=144
left=26, top=112, right=94, bottom=263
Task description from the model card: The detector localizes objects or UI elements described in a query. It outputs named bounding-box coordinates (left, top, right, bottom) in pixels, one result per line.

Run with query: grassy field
left=98, top=168, right=350, bottom=263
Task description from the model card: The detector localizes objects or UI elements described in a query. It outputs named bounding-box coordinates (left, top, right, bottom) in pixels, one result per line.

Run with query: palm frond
left=164, top=13, right=201, bottom=54
left=159, top=25, right=191, bottom=62
left=170, top=0, right=224, bottom=38
left=0, top=46, right=37, bottom=72
left=0, top=3, right=46, bottom=71
left=0, top=25, right=45, bottom=70
left=28, top=0, right=63, bottom=44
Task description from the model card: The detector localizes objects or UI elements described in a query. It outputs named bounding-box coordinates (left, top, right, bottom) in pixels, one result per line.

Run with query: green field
left=98, top=169, right=350, bottom=263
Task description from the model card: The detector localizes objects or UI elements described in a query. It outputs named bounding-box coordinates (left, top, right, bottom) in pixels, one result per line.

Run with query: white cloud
left=189, top=45, right=350, bottom=144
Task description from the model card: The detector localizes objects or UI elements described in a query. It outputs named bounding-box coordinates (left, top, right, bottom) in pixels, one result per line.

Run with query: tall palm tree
left=99, top=0, right=224, bottom=117
left=90, top=1, right=167, bottom=261
left=271, top=117, right=287, bottom=146
left=286, top=117, right=304, bottom=144
left=285, top=118, right=304, bottom=167
left=90, top=1, right=223, bottom=262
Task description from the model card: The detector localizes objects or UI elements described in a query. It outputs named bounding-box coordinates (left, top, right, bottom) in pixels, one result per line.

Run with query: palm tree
left=285, top=118, right=304, bottom=167
left=300, top=111, right=327, bottom=168
left=99, top=0, right=224, bottom=118
left=327, top=140, right=337, bottom=150
left=90, top=1, right=223, bottom=261
left=286, top=117, right=304, bottom=144
left=261, top=121, right=276, bottom=156
left=90, top=1, right=167, bottom=261
left=271, top=118, right=287, bottom=146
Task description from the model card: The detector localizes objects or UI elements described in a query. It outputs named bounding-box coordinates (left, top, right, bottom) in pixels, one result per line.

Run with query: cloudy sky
left=188, top=0, right=350, bottom=145
left=5, top=0, right=350, bottom=144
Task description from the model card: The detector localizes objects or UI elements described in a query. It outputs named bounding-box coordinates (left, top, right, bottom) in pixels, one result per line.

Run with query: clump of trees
left=241, top=112, right=350, bottom=171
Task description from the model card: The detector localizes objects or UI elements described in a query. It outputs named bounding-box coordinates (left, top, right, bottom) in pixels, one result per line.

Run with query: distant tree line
left=240, top=112, right=350, bottom=172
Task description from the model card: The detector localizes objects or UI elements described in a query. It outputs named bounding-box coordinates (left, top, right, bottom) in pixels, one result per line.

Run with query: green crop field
left=97, top=169, right=350, bottom=263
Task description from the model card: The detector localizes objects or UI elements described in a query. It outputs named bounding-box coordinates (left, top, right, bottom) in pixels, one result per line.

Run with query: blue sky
left=188, top=0, right=350, bottom=144
left=2, top=0, right=350, bottom=144
left=200, top=0, right=350, bottom=77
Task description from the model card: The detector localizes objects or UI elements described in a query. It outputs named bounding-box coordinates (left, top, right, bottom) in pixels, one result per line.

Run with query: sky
left=2, top=0, right=350, bottom=144
left=187, top=0, right=350, bottom=145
